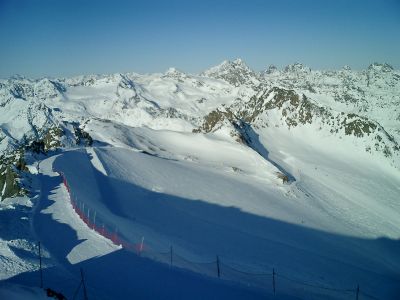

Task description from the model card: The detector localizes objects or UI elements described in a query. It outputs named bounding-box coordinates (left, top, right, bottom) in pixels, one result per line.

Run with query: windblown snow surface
left=1, top=61, right=400, bottom=299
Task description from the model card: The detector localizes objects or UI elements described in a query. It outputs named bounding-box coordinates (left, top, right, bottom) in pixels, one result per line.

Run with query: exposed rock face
left=284, top=62, right=311, bottom=74
left=201, top=58, right=260, bottom=87
left=74, top=126, right=93, bottom=146
left=196, top=86, right=399, bottom=166
left=0, top=150, right=27, bottom=201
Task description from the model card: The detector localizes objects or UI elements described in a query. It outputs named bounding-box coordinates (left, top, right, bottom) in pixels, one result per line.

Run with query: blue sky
left=0, top=0, right=399, bottom=78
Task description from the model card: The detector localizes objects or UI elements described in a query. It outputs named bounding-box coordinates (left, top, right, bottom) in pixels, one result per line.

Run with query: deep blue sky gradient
left=1, top=0, right=399, bottom=78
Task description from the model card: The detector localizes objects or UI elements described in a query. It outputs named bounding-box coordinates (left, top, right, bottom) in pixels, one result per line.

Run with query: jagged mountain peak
left=231, top=58, right=248, bottom=68
left=284, top=62, right=311, bottom=74
left=163, top=67, right=188, bottom=80
left=9, top=74, right=28, bottom=81
left=368, top=62, right=394, bottom=73
left=64, top=74, right=102, bottom=87
left=342, top=65, right=352, bottom=71
left=262, top=64, right=279, bottom=75
left=201, top=58, right=259, bottom=87
left=117, top=73, right=135, bottom=89
left=35, top=78, right=66, bottom=93
left=165, top=67, right=182, bottom=75
left=0, top=77, right=65, bottom=105
left=204, top=58, right=251, bottom=73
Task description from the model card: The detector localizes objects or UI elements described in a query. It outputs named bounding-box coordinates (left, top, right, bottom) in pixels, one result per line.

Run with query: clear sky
left=1, top=0, right=399, bottom=78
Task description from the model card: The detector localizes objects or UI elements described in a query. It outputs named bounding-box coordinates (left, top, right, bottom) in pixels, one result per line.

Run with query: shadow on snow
left=3, top=149, right=400, bottom=300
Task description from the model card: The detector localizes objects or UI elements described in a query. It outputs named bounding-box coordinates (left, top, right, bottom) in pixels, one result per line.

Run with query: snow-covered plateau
left=0, top=60, right=399, bottom=299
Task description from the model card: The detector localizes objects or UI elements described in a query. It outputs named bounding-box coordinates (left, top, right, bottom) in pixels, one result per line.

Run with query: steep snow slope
left=251, top=123, right=400, bottom=239
left=85, top=120, right=284, bottom=185
left=24, top=153, right=275, bottom=299
left=50, top=120, right=400, bottom=299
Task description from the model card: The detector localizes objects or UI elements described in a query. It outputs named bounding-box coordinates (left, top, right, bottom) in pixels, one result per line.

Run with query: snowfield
left=0, top=60, right=400, bottom=299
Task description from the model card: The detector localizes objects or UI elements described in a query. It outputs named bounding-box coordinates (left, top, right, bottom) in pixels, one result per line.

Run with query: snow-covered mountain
left=201, top=58, right=261, bottom=88
left=1, top=60, right=400, bottom=299
left=1, top=60, right=399, bottom=164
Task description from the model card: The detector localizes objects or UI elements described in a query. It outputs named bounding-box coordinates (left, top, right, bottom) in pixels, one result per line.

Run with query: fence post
left=139, top=236, right=145, bottom=255
left=80, top=268, right=88, bottom=300
left=356, top=284, right=359, bottom=300
left=38, top=241, right=43, bottom=289
left=113, top=227, right=119, bottom=245
left=272, top=268, right=276, bottom=295
left=72, top=280, right=82, bottom=300
left=93, top=210, right=96, bottom=230
left=216, top=255, right=220, bottom=278
left=170, top=245, right=173, bottom=266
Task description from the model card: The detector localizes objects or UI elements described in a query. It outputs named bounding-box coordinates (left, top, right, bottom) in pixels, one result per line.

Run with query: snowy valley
left=0, top=59, right=399, bottom=299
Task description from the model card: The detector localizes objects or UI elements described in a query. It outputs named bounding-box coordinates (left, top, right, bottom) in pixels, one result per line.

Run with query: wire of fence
left=276, top=273, right=354, bottom=293
left=360, top=291, right=382, bottom=300
left=55, top=169, right=385, bottom=300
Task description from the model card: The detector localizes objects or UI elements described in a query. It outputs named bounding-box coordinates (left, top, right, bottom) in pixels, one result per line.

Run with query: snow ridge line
left=52, top=168, right=381, bottom=299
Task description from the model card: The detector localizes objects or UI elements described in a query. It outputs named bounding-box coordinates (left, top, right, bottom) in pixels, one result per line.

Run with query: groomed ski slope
left=11, top=152, right=269, bottom=300
left=31, top=122, right=399, bottom=300
left=4, top=119, right=399, bottom=299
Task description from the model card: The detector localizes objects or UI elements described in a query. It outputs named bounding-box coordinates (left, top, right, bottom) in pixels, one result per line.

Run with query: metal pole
left=93, top=211, right=96, bottom=230
left=113, top=227, right=119, bottom=244
left=39, top=242, right=43, bottom=288
left=356, top=284, right=359, bottom=300
left=81, top=268, right=88, bottom=300
left=170, top=245, right=173, bottom=266
left=273, top=268, right=276, bottom=295
left=139, top=236, right=145, bottom=255
left=216, top=255, right=220, bottom=278
left=72, top=280, right=82, bottom=300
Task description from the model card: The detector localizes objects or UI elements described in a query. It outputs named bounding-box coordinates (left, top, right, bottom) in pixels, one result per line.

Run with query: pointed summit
left=342, top=65, right=352, bottom=71
left=165, top=67, right=181, bottom=75
left=367, top=63, right=393, bottom=73
left=284, top=62, right=311, bottom=74
left=10, top=74, right=27, bottom=81
left=232, top=58, right=247, bottom=67
left=163, top=67, right=187, bottom=80
left=262, top=65, right=278, bottom=75
left=117, top=73, right=135, bottom=90
left=201, top=58, right=259, bottom=87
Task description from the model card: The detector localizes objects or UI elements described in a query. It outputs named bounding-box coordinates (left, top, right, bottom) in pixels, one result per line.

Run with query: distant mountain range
left=0, top=59, right=399, bottom=199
